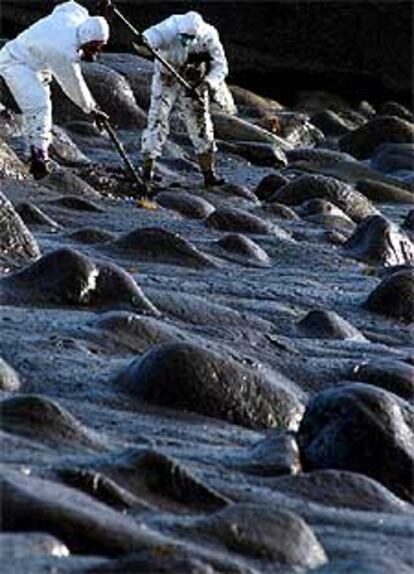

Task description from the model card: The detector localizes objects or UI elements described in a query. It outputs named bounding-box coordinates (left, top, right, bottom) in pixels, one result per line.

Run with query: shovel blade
left=136, top=197, right=158, bottom=210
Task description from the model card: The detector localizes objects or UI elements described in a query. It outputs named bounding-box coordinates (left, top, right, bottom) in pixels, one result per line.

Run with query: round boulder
left=218, top=140, right=287, bottom=167
left=0, top=248, right=158, bottom=314
left=310, top=110, right=352, bottom=137
left=270, top=469, right=412, bottom=513
left=297, top=199, right=355, bottom=231
left=0, top=466, right=163, bottom=556
left=88, top=311, right=191, bottom=354
left=229, top=85, right=283, bottom=117
left=66, top=227, right=116, bottom=244
left=260, top=203, right=299, bottom=220
left=53, top=63, right=147, bottom=129
left=353, top=359, right=414, bottom=401
left=100, top=53, right=153, bottom=110
left=254, top=173, right=289, bottom=201
left=206, top=207, right=288, bottom=237
left=50, top=125, right=90, bottom=167
left=96, top=261, right=159, bottom=314
left=146, top=290, right=272, bottom=333
left=364, top=269, right=414, bottom=323
left=0, top=394, right=103, bottom=450
left=112, top=227, right=216, bottom=268
left=356, top=179, right=414, bottom=204
left=297, top=310, right=366, bottom=341
left=271, top=174, right=378, bottom=222
left=286, top=147, right=356, bottom=166
left=216, top=233, right=270, bottom=265
left=339, top=116, right=414, bottom=159
left=0, top=247, right=95, bottom=305
left=190, top=504, right=327, bottom=568
left=155, top=191, right=215, bottom=219
left=235, top=431, right=301, bottom=476
left=215, top=182, right=257, bottom=201
left=344, top=215, right=414, bottom=266
left=116, top=343, right=305, bottom=430
left=298, top=383, right=414, bottom=502
left=45, top=196, right=104, bottom=212
left=42, top=169, right=100, bottom=199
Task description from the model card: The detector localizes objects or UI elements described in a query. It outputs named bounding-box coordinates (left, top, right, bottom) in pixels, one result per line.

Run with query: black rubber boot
left=198, top=152, right=226, bottom=188
left=30, top=146, right=51, bottom=180
left=141, top=155, right=155, bottom=185
left=203, top=170, right=226, bottom=188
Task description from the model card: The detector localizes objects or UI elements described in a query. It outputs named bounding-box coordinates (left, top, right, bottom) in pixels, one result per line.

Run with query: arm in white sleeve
left=143, top=16, right=178, bottom=51
left=143, top=27, right=164, bottom=50
left=204, top=31, right=228, bottom=91
left=48, top=51, right=97, bottom=114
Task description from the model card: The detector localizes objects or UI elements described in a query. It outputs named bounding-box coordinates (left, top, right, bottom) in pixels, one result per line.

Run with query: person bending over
left=140, top=11, right=229, bottom=188
left=0, top=0, right=110, bottom=179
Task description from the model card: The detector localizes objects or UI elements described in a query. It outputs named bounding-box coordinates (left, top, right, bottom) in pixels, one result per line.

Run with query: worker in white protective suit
left=0, top=1, right=110, bottom=180
left=140, top=11, right=229, bottom=187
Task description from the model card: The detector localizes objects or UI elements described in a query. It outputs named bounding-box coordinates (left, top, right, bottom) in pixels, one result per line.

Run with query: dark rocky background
left=1, top=0, right=412, bottom=105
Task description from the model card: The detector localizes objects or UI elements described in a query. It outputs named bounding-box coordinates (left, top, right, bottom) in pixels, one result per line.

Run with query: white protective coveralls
left=141, top=11, right=229, bottom=160
left=0, top=1, right=109, bottom=154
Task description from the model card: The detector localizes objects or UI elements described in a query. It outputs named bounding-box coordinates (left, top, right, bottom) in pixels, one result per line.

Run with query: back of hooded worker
left=6, top=1, right=90, bottom=66
left=2, top=1, right=109, bottom=115
left=0, top=0, right=109, bottom=179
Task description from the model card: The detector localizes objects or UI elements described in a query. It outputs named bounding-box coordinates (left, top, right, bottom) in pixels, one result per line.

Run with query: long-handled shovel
left=101, top=119, right=157, bottom=210
left=111, top=5, right=205, bottom=105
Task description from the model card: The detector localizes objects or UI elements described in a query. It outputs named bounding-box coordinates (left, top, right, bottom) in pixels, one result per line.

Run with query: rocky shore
left=1, top=40, right=414, bottom=574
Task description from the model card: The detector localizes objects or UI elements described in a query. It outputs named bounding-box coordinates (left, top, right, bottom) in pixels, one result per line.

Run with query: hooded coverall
left=0, top=1, right=109, bottom=156
left=141, top=11, right=228, bottom=162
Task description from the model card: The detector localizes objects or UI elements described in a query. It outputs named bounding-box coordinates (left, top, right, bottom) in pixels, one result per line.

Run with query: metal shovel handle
left=101, top=119, right=146, bottom=190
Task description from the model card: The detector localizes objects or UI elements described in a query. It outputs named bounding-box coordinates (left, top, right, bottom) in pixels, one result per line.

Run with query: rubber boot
left=141, top=155, right=155, bottom=185
left=30, top=146, right=51, bottom=180
left=198, top=152, right=226, bottom=188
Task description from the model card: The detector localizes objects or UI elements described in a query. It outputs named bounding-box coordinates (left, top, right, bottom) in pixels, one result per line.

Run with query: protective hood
left=52, top=0, right=89, bottom=24
left=78, top=16, right=110, bottom=45
left=177, top=12, right=204, bottom=36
